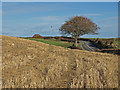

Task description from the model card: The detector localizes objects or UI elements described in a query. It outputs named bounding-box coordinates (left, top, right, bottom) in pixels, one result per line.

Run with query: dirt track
left=2, top=35, right=118, bottom=88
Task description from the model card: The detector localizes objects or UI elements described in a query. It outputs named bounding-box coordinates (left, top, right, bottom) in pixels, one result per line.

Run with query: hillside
left=2, top=35, right=118, bottom=88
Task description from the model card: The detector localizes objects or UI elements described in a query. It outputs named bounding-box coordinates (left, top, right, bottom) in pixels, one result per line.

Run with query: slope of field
left=2, top=35, right=118, bottom=88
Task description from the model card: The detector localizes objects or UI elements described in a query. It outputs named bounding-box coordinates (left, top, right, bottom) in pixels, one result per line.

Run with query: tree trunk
left=74, top=36, right=78, bottom=47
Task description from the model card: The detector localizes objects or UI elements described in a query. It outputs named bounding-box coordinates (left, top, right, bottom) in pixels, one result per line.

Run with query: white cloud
left=32, top=14, right=102, bottom=21
left=97, top=16, right=118, bottom=24
left=80, top=14, right=102, bottom=16
left=3, top=6, right=57, bottom=15
left=2, top=20, right=63, bottom=37
left=32, top=16, right=61, bottom=21
left=2, top=14, right=104, bottom=37
left=97, top=16, right=118, bottom=37
left=32, top=16, right=69, bottom=22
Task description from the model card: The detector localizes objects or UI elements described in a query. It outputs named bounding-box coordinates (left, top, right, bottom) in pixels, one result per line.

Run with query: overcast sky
left=2, top=2, right=118, bottom=38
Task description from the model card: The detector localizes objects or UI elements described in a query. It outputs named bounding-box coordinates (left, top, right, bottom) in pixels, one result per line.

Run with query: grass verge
left=23, top=38, right=83, bottom=49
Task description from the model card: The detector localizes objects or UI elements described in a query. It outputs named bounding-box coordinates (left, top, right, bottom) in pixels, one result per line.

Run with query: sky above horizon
left=2, top=2, right=118, bottom=38
left=2, top=0, right=120, bottom=2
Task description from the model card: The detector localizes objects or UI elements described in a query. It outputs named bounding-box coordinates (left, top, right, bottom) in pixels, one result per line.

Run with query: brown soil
left=2, top=35, right=118, bottom=88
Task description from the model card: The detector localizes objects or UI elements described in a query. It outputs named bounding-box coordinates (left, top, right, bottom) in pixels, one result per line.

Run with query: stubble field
left=2, top=35, right=118, bottom=88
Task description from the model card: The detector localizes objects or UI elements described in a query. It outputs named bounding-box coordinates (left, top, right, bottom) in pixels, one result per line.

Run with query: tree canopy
left=59, top=16, right=99, bottom=37
left=59, top=16, right=100, bottom=47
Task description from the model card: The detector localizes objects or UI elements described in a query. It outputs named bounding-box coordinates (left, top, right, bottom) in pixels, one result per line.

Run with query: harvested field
left=2, top=35, right=118, bottom=88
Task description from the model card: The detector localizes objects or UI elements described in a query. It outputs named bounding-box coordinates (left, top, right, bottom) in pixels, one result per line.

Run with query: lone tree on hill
left=59, top=16, right=100, bottom=47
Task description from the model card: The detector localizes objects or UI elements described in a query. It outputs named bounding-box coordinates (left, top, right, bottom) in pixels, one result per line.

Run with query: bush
left=32, top=34, right=43, bottom=38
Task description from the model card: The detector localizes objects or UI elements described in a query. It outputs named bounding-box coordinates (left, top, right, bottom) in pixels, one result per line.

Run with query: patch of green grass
left=23, top=38, right=83, bottom=49
left=78, top=42, right=83, bottom=49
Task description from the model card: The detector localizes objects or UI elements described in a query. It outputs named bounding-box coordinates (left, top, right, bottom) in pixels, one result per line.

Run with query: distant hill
left=2, top=35, right=118, bottom=88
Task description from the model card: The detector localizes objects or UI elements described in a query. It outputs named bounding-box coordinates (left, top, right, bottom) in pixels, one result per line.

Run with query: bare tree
left=59, top=16, right=100, bottom=47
